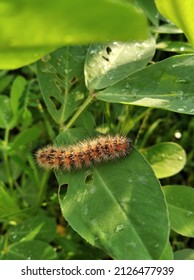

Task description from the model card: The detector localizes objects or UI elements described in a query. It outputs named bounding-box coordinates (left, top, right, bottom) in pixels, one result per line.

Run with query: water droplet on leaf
left=115, top=224, right=124, bottom=232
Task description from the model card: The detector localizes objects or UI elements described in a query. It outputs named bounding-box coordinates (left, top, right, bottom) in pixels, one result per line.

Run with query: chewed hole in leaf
left=54, top=79, right=65, bottom=94
left=49, top=96, right=62, bottom=111
left=56, top=72, right=65, bottom=80
left=59, top=184, right=68, bottom=199
left=84, top=172, right=94, bottom=185
left=69, top=76, right=80, bottom=92
left=70, top=76, right=78, bottom=84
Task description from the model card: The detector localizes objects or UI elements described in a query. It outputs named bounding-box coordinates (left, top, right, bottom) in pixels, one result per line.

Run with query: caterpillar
left=36, top=135, right=132, bottom=171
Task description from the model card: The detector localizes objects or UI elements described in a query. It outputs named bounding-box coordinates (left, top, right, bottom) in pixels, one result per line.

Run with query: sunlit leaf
left=156, top=0, right=194, bottom=48
left=96, top=54, right=194, bottom=115
left=85, top=38, right=155, bottom=90
left=0, top=0, right=148, bottom=69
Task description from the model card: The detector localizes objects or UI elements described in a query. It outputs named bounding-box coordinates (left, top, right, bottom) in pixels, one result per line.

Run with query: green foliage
left=6, top=240, right=57, bottom=260
left=174, top=249, right=194, bottom=260
left=84, top=39, right=156, bottom=90
left=142, top=142, right=186, bottom=179
left=0, top=182, right=20, bottom=220
left=96, top=55, right=194, bottom=115
left=156, top=0, right=194, bottom=49
left=0, top=0, right=194, bottom=260
left=2, top=215, right=57, bottom=260
left=0, top=0, right=148, bottom=69
left=163, top=186, right=194, bottom=237
left=37, top=46, right=88, bottom=124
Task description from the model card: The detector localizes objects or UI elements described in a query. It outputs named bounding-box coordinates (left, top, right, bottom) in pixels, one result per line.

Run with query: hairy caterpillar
left=36, top=135, right=132, bottom=171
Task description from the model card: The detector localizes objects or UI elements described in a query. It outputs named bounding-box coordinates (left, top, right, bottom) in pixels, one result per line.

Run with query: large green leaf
left=156, top=0, right=194, bottom=49
left=163, top=185, right=194, bottom=237
left=0, top=0, right=148, bottom=69
left=56, top=129, right=169, bottom=259
left=37, top=46, right=87, bottom=124
left=96, top=54, right=194, bottom=115
left=143, top=142, right=186, bottom=179
left=85, top=38, right=156, bottom=90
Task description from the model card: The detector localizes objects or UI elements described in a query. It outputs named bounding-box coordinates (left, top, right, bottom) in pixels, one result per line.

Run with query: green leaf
left=0, top=47, right=55, bottom=70
left=0, top=76, right=29, bottom=128
left=0, top=158, right=23, bottom=184
left=0, top=182, right=20, bottom=221
left=37, top=46, right=87, bottom=124
left=9, top=215, right=57, bottom=243
left=142, top=142, right=186, bottom=179
left=152, top=23, right=183, bottom=34
left=57, top=130, right=169, bottom=260
left=0, top=95, right=13, bottom=128
left=159, top=242, right=173, bottom=260
left=135, top=0, right=159, bottom=26
left=0, top=73, right=14, bottom=93
left=6, top=240, right=57, bottom=260
left=10, top=126, right=40, bottom=150
left=0, top=0, right=148, bottom=69
left=10, top=76, right=27, bottom=117
left=74, top=111, right=95, bottom=135
left=20, top=109, right=33, bottom=128
left=96, top=54, right=194, bottom=115
left=155, top=0, right=194, bottom=49
left=174, top=249, right=194, bottom=260
left=157, top=41, right=193, bottom=54
left=85, top=38, right=156, bottom=90
left=163, top=185, right=194, bottom=237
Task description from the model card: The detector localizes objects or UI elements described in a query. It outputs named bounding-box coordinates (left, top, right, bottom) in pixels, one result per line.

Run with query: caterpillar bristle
left=36, top=135, right=132, bottom=171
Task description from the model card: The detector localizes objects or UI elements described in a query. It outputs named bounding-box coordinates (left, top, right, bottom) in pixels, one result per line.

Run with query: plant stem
left=120, top=107, right=150, bottom=136
left=135, top=108, right=153, bottom=146
left=35, top=170, right=51, bottom=209
left=63, top=94, right=94, bottom=131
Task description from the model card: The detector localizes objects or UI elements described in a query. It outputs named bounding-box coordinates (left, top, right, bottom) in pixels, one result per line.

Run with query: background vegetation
left=0, top=0, right=194, bottom=260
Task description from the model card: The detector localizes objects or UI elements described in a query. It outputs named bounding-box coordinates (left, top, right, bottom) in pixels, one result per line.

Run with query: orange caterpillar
left=36, top=135, right=132, bottom=171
